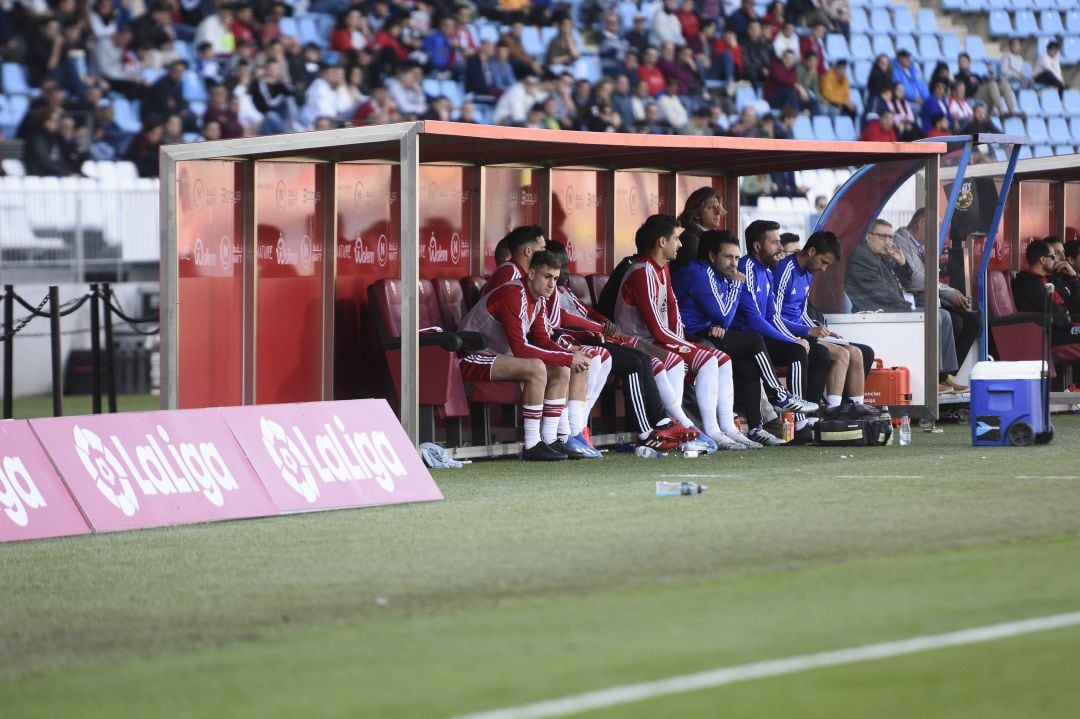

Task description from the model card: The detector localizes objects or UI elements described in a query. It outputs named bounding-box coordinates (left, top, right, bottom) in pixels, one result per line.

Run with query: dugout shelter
left=160, top=122, right=947, bottom=444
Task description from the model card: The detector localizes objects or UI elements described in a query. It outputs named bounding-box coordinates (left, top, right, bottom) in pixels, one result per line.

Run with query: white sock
left=715, top=359, right=740, bottom=435
left=541, top=399, right=564, bottom=444
left=851, top=395, right=864, bottom=404
left=568, top=399, right=587, bottom=436
left=584, top=355, right=611, bottom=415
left=657, top=365, right=695, bottom=428
left=523, top=404, right=542, bottom=449
left=826, top=394, right=842, bottom=408
left=557, top=407, right=570, bottom=441
left=695, top=357, right=722, bottom=437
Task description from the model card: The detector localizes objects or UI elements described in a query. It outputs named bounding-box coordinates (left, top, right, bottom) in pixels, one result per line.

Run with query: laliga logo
left=193, top=178, right=205, bottom=209
left=72, top=424, right=239, bottom=516
left=258, top=415, right=407, bottom=503
left=353, top=181, right=364, bottom=209
left=219, top=236, right=233, bottom=271
left=564, top=185, right=576, bottom=215
left=0, top=455, right=47, bottom=528
left=450, top=232, right=461, bottom=264
left=276, top=180, right=287, bottom=208
left=74, top=425, right=138, bottom=516
left=628, top=186, right=638, bottom=212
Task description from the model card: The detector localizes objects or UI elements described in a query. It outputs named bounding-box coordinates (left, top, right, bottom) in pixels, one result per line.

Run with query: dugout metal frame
left=160, top=122, right=947, bottom=444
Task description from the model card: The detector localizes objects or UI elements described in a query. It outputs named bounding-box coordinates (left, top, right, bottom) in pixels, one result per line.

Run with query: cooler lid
left=970, top=360, right=1046, bottom=381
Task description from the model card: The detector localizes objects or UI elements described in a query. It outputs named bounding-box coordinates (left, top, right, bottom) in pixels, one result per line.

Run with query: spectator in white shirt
left=195, top=2, right=236, bottom=55
left=999, top=38, right=1032, bottom=90
left=656, top=78, right=688, bottom=129
left=492, top=75, right=547, bottom=125
left=385, top=64, right=428, bottom=118
left=1034, top=40, right=1066, bottom=97
left=772, top=21, right=799, bottom=62
left=302, top=64, right=348, bottom=128
left=650, top=0, right=686, bottom=48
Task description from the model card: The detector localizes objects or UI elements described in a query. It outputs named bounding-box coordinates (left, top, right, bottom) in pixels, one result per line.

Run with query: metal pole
left=89, top=283, right=102, bottom=414
left=3, top=285, right=13, bottom=420
left=74, top=194, right=85, bottom=283
left=976, top=146, right=1022, bottom=361
left=103, top=283, right=117, bottom=413
left=49, top=286, right=63, bottom=417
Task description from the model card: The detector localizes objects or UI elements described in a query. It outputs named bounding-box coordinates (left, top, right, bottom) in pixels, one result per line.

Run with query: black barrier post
left=89, top=283, right=102, bottom=414
left=49, top=286, right=63, bottom=417
left=3, top=285, right=12, bottom=420
left=103, top=283, right=117, bottom=413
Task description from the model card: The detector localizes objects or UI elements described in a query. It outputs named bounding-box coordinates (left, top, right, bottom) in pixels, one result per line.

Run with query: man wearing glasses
left=845, top=218, right=968, bottom=395
left=1013, top=238, right=1080, bottom=347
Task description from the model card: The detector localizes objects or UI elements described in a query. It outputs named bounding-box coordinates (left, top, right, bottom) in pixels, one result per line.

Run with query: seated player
left=773, top=230, right=877, bottom=414
left=545, top=240, right=700, bottom=450
left=482, top=225, right=546, bottom=295
left=673, top=230, right=819, bottom=446
left=613, top=214, right=759, bottom=450
left=458, top=250, right=595, bottom=460
left=732, top=219, right=829, bottom=443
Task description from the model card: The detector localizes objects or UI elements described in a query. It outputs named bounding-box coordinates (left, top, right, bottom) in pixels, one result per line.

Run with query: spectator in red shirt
left=859, top=110, right=898, bottom=142
left=798, top=20, right=827, bottom=75
left=675, top=0, right=703, bottom=53
left=638, top=46, right=667, bottom=96
left=711, top=28, right=742, bottom=84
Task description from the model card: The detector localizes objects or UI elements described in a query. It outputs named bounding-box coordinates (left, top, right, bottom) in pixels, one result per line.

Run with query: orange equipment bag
left=863, top=358, right=912, bottom=406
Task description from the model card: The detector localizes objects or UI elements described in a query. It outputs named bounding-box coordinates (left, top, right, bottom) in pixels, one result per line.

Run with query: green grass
left=6, top=394, right=161, bottom=419
left=3, top=416, right=1080, bottom=717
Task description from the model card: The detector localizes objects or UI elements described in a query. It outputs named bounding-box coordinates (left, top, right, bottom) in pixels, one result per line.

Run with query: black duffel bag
left=812, top=402, right=892, bottom=446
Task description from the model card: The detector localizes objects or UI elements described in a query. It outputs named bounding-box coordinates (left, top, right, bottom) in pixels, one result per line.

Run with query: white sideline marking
left=452, top=612, right=1080, bottom=719
left=658, top=474, right=740, bottom=479
left=1015, top=475, right=1080, bottom=480
left=835, top=475, right=924, bottom=479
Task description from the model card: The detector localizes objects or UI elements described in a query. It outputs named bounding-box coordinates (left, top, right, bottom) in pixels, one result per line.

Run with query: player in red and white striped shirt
left=459, top=250, right=595, bottom=461
left=613, top=215, right=759, bottom=450
left=481, top=225, right=546, bottom=296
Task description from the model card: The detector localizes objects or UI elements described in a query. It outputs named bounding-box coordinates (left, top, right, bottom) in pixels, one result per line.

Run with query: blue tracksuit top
left=772, top=253, right=817, bottom=338
left=672, top=260, right=741, bottom=335
left=732, top=253, right=800, bottom=342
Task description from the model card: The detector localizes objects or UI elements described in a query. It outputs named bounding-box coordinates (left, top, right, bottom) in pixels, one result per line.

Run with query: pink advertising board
left=0, top=421, right=90, bottom=542
left=29, top=409, right=278, bottom=533
left=221, top=399, right=443, bottom=513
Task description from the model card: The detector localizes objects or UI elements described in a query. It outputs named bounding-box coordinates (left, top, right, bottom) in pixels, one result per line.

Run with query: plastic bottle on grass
left=899, top=413, right=911, bottom=446
left=636, top=445, right=664, bottom=458
left=656, top=481, right=707, bottom=496
left=881, top=409, right=894, bottom=445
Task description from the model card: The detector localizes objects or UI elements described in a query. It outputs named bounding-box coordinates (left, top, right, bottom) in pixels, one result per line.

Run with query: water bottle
left=656, top=481, right=708, bottom=496
left=781, top=412, right=794, bottom=442
left=636, top=445, right=664, bottom=459
left=881, top=409, right=894, bottom=445
left=899, top=413, right=912, bottom=446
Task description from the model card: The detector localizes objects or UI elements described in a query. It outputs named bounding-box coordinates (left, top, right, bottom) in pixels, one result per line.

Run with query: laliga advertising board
left=223, top=400, right=442, bottom=512
left=29, top=408, right=279, bottom=532
left=0, top=421, right=91, bottom=542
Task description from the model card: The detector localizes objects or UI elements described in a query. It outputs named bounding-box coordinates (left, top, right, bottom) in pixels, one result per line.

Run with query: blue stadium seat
left=1063, top=89, right=1080, bottom=115
left=298, top=15, right=328, bottom=48
left=734, top=85, right=757, bottom=112
left=475, top=22, right=500, bottom=45
left=574, top=55, right=602, bottom=83
left=1070, top=117, right=1080, bottom=144
left=940, top=33, right=961, bottom=60
left=1054, top=145, right=1074, bottom=156
left=422, top=77, right=442, bottom=97
left=919, top=35, right=943, bottom=62
left=181, top=70, right=208, bottom=102
left=1067, top=9, right=1080, bottom=34
left=852, top=91, right=864, bottom=116
left=1063, top=36, right=1080, bottom=64
left=1048, top=116, right=1070, bottom=141
left=1, top=63, right=30, bottom=95
left=1003, top=116, right=1026, bottom=137
left=940, top=0, right=964, bottom=11
left=826, top=34, right=850, bottom=61
left=1013, top=10, right=1038, bottom=37
left=441, top=79, right=465, bottom=108
left=985, top=0, right=1009, bottom=9
left=849, top=34, right=873, bottom=62
left=834, top=115, right=857, bottom=141
left=142, top=67, right=164, bottom=84
left=792, top=115, right=814, bottom=140
left=311, top=12, right=335, bottom=39
left=278, top=16, right=299, bottom=39
left=1016, top=145, right=1033, bottom=160
left=1038, top=10, right=1064, bottom=37
left=812, top=115, right=837, bottom=141
left=892, top=6, right=915, bottom=33
left=520, top=25, right=546, bottom=59
left=1026, top=117, right=1049, bottom=144
left=111, top=97, right=142, bottom=134
left=987, top=10, right=1012, bottom=37
left=618, top=2, right=638, bottom=33
left=174, top=40, right=196, bottom=65
left=965, top=36, right=987, bottom=61
left=1040, top=89, right=1065, bottom=117
left=1033, top=144, right=1053, bottom=158
left=852, top=60, right=871, bottom=88
left=1018, top=89, right=1043, bottom=117
left=872, top=34, right=894, bottom=58
left=869, top=8, right=893, bottom=34
left=895, top=34, right=916, bottom=56
left=916, top=8, right=940, bottom=35
left=850, top=7, right=870, bottom=34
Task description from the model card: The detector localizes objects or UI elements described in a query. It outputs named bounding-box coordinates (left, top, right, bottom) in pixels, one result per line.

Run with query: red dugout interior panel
left=419, top=165, right=474, bottom=280
left=335, top=164, right=399, bottom=399
left=175, top=160, right=244, bottom=408
left=254, top=162, right=326, bottom=403
left=483, top=167, right=541, bottom=274
left=612, top=172, right=671, bottom=261
left=550, top=169, right=605, bottom=274
left=1065, top=183, right=1080, bottom=241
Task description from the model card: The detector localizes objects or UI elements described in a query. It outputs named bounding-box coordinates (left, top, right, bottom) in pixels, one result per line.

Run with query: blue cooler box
left=970, top=361, right=1050, bottom=446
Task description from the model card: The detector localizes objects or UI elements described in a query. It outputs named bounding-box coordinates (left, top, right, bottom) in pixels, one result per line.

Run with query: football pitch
left=4, top=415, right=1080, bottom=718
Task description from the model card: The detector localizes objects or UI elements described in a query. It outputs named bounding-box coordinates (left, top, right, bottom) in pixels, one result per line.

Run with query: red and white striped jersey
left=459, top=280, right=574, bottom=366
left=614, top=256, right=695, bottom=354
left=480, top=259, right=528, bottom=297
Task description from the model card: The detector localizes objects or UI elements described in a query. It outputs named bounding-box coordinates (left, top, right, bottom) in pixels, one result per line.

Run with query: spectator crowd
left=0, top=0, right=1073, bottom=179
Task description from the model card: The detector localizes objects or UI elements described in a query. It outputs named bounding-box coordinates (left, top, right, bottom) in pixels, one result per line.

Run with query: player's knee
left=525, top=359, right=546, bottom=384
